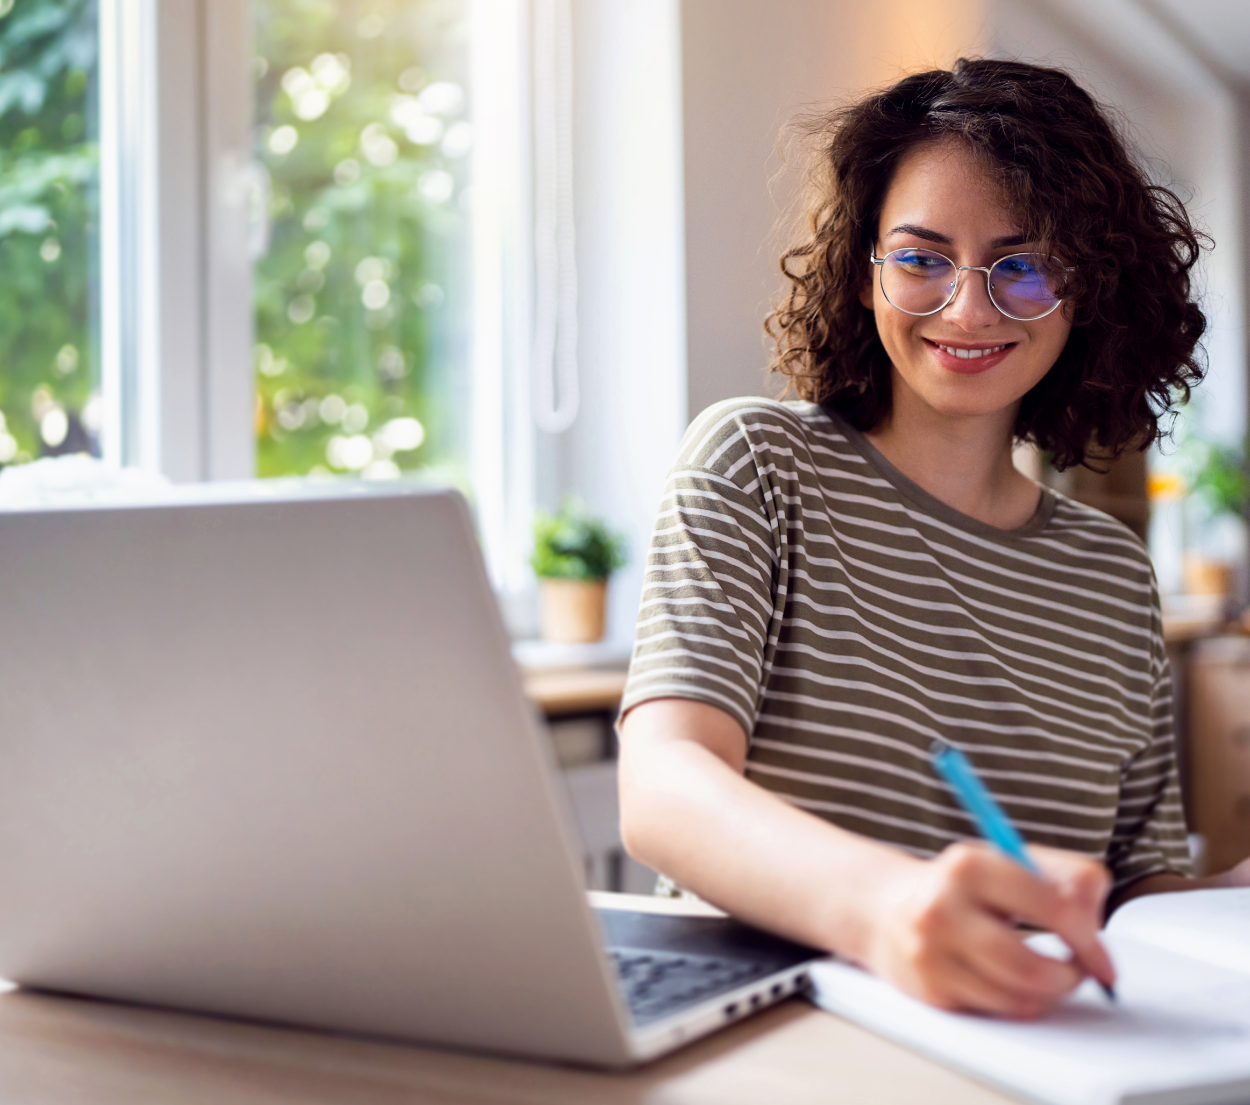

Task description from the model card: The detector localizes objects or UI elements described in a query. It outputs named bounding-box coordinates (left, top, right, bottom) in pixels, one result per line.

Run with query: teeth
left=937, top=344, right=1005, bottom=359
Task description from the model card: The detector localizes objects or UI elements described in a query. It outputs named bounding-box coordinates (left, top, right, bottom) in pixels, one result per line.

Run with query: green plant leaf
left=531, top=499, right=627, bottom=580
left=1186, top=438, right=1250, bottom=519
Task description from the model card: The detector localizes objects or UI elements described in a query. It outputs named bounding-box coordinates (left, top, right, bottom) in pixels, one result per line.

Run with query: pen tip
left=1100, top=981, right=1117, bottom=1003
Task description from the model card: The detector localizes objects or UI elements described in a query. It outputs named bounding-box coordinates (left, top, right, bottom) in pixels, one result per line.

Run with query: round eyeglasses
left=869, top=247, right=1069, bottom=321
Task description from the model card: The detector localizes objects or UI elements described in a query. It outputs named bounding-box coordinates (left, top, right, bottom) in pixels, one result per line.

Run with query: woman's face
left=861, top=138, right=1072, bottom=424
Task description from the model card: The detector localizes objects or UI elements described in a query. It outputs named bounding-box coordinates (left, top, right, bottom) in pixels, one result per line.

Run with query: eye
left=892, top=249, right=949, bottom=275
left=996, top=256, right=1036, bottom=277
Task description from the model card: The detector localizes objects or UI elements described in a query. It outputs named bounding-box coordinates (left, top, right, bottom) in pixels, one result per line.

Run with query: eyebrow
left=885, top=224, right=1031, bottom=249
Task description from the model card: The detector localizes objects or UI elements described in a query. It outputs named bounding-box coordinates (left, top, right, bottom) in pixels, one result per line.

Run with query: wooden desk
left=0, top=984, right=1011, bottom=1104
left=0, top=892, right=1013, bottom=1104
left=520, top=618, right=1225, bottom=717
left=523, top=667, right=628, bottom=717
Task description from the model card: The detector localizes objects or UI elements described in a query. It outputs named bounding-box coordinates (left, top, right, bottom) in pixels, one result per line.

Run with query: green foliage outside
left=0, top=0, right=468, bottom=479
left=254, top=0, right=469, bottom=481
left=1188, top=439, right=1250, bottom=520
left=0, top=0, right=99, bottom=467
left=531, top=501, right=627, bottom=581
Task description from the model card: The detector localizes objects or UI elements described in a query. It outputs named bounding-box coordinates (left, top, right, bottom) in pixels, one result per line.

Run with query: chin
left=915, top=388, right=1021, bottom=420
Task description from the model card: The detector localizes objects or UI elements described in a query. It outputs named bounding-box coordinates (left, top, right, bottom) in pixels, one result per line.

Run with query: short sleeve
left=620, top=464, right=779, bottom=739
left=1105, top=627, right=1193, bottom=891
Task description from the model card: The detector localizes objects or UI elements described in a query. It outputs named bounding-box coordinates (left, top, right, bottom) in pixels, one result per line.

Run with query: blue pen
left=931, top=740, right=1116, bottom=1002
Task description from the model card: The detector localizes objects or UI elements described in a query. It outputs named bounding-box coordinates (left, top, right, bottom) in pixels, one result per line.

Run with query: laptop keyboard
left=608, top=946, right=770, bottom=1024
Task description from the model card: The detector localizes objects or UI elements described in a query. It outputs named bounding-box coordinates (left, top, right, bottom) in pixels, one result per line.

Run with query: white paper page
left=1108, top=888, right=1250, bottom=976
left=809, top=932, right=1250, bottom=1105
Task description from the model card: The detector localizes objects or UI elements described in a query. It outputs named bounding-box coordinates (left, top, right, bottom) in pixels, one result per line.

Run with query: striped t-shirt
left=622, top=397, right=1191, bottom=892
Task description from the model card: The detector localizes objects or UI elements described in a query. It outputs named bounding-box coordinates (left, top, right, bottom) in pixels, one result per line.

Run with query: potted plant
left=531, top=502, right=626, bottom=643
left=1183, top=438, right=1248, bottom=598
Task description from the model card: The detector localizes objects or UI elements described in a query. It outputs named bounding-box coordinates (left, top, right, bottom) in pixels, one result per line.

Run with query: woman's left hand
left=1219, top=856, right=1250, bottom=887
left=1110, top=853, right=1250, bottom=912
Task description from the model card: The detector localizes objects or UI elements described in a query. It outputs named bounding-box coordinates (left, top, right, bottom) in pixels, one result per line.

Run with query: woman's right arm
left=618, top=697, right=1117, bottom=1019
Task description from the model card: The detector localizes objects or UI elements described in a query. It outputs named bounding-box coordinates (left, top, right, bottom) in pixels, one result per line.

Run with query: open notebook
left=809, top=888, right=1250, bottom=1105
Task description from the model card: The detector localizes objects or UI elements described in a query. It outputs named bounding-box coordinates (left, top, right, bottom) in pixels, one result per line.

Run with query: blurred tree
left=0, top=0, right=469, bottom=479
left=254, top=0, right=469, bottom=481
left=0, top=0, right=99, bottom=468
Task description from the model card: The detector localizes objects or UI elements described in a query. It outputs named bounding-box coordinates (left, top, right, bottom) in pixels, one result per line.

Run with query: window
left=0, top=0, right=528, bottom=580
left=0, top=0, right=101, bottom=467
left=252, top=0, right=471, bottom=484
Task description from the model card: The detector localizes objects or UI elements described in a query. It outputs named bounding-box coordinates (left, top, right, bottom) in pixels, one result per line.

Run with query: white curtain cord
left=531, top=0, right=578, bottom=434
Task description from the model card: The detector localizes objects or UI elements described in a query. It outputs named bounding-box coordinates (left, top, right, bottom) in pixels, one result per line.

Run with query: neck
left=863, top=379, right=1040, bottom=531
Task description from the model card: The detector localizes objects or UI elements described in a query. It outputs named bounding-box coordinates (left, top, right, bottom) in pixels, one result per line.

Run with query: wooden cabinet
left=522, top=664, right=657, bottom=894
left=1064, top=448, right=1149, bottom=541
left=1186, top=637, right=1250, bottom=873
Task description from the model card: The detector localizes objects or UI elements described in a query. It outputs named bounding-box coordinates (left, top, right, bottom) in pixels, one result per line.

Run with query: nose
left=942, top=266, right=1000, bottom=330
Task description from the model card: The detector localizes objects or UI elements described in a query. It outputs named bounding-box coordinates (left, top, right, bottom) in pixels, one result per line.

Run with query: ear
left=859, top=271, right=876, bottom=311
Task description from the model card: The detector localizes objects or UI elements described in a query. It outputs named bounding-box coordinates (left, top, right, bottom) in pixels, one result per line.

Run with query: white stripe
left=773, top=638, right=1147, bottom=737
left=755, top=715, right=1125, bottom=775
left=785, top=596, right=1151, bottom=699
left=774, top=622, right=1153, bottom=720
left=634, top=626, right=762, bottom=672
left=769, top=788, right=1111, bottom=845
left=650, top=514, right=775, bottom=578
left=749, top=739, right=1123, bottom=799
left=643, top=575, right=773, bottom=626
left=633, top=643, right=761, bottom=682
left=784, top=560, right=1152, bottom=666
left=766, top=656, right=1145, bottom=747
left=749, top=760, right=1117, bottom=822
left=632, top=663, right=758, bottom=707
left=762, top=684, right=1139, bottom=758
left=632, top=609, right=756, bottom=644
left=803, top=514, right=1155, bottom=627
left=647, top=540, right=771, bottom=594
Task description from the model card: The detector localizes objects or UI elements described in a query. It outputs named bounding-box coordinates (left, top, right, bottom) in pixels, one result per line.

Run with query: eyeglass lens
left=879, top=248, right=1063, bottom=320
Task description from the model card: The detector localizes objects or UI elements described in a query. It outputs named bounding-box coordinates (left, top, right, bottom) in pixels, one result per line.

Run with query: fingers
left=945, top=842, right=1062, bottom=923
left=943, top=950, right=1068, bottom=1020
left=958, top=909, right=1083, bottom=1001
left=886, top=908, right=1079, bottom=1018
left=867, top=844, right=1091, bottom=1018
left=904, top=952, right=1054, bottom=1019
left=864, top=841, right=1115, bottom=1018
left=933, top=842, right=1115, bottom=992
left=1030, top=846, right=1116, bottom=988
left=943, top=842, right=1116, bottom=992
left=1030, top=844, right=1112, bottom=918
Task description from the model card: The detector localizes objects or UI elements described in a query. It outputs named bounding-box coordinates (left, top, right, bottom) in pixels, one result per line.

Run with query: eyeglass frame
left=868, top=247, right=1071, bottom=322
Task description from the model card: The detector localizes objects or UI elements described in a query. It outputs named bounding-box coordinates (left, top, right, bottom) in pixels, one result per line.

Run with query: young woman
left=618, top=58, right=1250, bottom=1020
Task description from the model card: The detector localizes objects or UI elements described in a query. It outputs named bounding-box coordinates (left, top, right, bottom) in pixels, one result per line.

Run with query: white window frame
left=102, top=0, right=539, bottom=588
left=103, top=0, right=526, bottom=513
left=470, top=0, right=537, bottom=598
left=99, top=0, right=688, bottom=654
left=99, top=0, right=254, bottom=482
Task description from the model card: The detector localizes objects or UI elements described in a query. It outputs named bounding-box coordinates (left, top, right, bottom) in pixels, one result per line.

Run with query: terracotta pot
left=1184, top=555, right=1233, bottom=598
left=540, top=578, right=608, bottom=643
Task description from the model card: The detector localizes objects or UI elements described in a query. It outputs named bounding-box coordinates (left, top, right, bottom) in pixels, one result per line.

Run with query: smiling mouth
left=927, top=340, right=1015, bottom=360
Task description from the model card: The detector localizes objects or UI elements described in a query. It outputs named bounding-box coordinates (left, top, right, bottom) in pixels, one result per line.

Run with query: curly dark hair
left=765, top=57, right=1207, bottom=470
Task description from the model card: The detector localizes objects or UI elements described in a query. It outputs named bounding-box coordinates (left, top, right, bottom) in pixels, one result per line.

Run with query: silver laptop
left=0, top=483, right=818, bottom=1066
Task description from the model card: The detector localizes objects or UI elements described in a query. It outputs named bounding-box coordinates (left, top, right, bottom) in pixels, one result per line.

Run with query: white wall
left=552, top=0, right=687, bottom=648
left=680, top=0, right=843, bottom=417
left=679, top=0, right=989, bottom=419
left=991, top=0, right=1246, bottom=448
